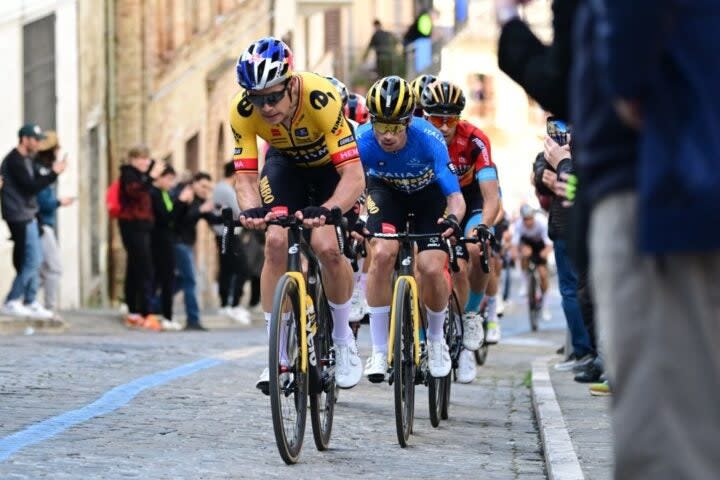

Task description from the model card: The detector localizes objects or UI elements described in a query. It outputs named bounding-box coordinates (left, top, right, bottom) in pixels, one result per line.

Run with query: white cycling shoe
left=457, top=349, right=477, bottom=384
left=364, top=351, right=388, bottom=383
left=462, top=312, right=484, bottom=351
left=428, top=339, right=451, bottom=378
left=335, top=339, right=363, bottom=388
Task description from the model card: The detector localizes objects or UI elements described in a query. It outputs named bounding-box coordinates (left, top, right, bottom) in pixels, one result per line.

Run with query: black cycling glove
left=440, top=214, right=463, bottom=239
left=240, top=206, right=270, bottom=219
left=301, top=206, right=333, bottom=221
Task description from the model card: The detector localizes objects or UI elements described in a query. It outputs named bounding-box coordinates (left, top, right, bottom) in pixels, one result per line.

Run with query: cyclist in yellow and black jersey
left=231, top=37, right=366, bottom=393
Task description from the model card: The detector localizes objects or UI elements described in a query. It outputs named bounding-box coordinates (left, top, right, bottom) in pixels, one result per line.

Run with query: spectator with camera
left=173, top=172, right=222, bottom=331
left=1, top=124, right=66, bottom=319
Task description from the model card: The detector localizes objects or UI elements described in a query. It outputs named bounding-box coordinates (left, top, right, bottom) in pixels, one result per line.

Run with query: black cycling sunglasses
left=245, top=80, right=290, bottom=108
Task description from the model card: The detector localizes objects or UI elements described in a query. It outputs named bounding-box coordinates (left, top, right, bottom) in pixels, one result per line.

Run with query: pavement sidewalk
left=532, top=355, right=613, bottom=480
left=0, top=307, right=263, bottom=335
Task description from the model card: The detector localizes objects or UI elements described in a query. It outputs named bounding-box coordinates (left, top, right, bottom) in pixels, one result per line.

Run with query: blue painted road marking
left=0, top=357, right=224, bottom=462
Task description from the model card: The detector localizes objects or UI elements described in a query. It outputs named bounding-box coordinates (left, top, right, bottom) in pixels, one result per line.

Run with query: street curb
left=531, top=356, right=585, bottom=480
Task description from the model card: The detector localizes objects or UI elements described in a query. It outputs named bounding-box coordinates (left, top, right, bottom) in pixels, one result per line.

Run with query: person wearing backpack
left=116, top=145, right=165, bottom=330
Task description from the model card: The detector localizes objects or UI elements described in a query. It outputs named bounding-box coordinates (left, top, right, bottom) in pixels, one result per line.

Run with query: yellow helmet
left=409, top=74, right=438, bottom=100
left=367, top=76, right=416, bottom=121
left=421, top=80, right=466, bottom=115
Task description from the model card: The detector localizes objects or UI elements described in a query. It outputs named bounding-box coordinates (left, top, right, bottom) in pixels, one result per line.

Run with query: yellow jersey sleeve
left=305, top=76, right=360, bottom=168
left=228, top=90, right=259, bottom=173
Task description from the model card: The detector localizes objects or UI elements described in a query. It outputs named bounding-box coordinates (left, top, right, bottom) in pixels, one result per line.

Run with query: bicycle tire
left=529, top=270, right=539, bottom=332
left=427, top=366, right=441, bottom=428
left=309, top=279, right=336, bottom=451
left=269, top=275, right=307, bottom=465
left=393, top=278, right=415, bottom=447
left=440, top=291, right=462, bottom=420
left=475, top=317, right=489, bottom=366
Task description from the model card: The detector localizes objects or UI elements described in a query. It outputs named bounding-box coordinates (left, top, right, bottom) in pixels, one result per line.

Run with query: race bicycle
left=222, top=208, right=346, bottom=464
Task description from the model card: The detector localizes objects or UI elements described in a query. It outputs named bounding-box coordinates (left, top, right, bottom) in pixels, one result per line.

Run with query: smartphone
left=546, top=117, right=570, bottom=146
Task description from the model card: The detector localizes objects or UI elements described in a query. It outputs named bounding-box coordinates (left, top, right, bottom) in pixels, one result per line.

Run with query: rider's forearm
left=445, top=192, right=466, bottom=223
left=478, top=182, right=499, bottom=227
left=321, top=161, right=366, bottom=213
left=234, top=172, right=262, bottom=211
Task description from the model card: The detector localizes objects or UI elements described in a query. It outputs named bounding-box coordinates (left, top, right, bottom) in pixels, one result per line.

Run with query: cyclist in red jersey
left=421, top=80, right=501, bottom=383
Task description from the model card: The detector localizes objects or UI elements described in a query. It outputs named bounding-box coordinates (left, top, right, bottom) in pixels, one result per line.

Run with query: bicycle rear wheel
left=529, top=270, right=539, bottom=331
left=393, top=278, right=416, bottom=447
left=309, top=281, right=336, bottom=451
left=269, top=275, right=307, bottom=465
left=427, top=354, right=441, bottom=427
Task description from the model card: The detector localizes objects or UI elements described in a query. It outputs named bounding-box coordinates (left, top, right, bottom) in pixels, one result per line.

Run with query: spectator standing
left=173, top=172, right=222, bottom=331
left=149, top=164, right=184, bottom=331
left=212, top=161, right=251, bottom=325
left=118, top=145, right=165, bottom=330
left=35, top=131, right=75, bottom=319
left=589, top=2, right=720, bottom=477
left=362, top=20, right=400, bottom=78
left=1, top=124, right=65, bottom=319
left=533, top=138, right=597, bottom=378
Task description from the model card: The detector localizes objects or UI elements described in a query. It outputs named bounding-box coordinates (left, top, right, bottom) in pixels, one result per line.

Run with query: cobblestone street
left=0, top=297, right=566, bottom=479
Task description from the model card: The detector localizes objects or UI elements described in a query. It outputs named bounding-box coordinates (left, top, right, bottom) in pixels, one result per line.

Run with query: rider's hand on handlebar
left=438, top=214, right=462, bottom=240
left=295, top=205, right=333, bottom=228
left=239, top=206, right=271, bottom=230
left=349, top=218, right=369, bottom=242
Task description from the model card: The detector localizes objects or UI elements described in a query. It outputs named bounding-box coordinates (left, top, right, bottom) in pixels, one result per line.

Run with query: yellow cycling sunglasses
left=371, top=117, right=411, bottom=135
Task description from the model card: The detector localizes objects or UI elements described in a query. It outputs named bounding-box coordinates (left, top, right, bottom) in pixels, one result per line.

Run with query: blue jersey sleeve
left=426, top=127, right=460, bottom=196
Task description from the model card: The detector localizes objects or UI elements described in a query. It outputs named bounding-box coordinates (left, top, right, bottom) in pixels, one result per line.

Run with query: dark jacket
left=173, top=193, right=222, bottom=246
left=1, top=148, right=57, bottom=224
left=498, top=0, right=577, bottom=119
left=570, top=2, right=638, bottom=208
left=118, top=164, right=154, bottom=229
left=601, top=0, right=720, bottom=253
left=150, top=186, right=179, bottom=246
left=533, top=152, right=574, bottom=241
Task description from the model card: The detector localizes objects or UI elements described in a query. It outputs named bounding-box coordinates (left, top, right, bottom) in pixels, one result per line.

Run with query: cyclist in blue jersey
left=356, top=76, right=466, bottom=382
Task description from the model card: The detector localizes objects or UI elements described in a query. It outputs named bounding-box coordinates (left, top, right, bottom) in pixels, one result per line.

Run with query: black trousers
left=216, top=236, right=247, bottom=307
left=119, top=221, right=154, bottom=316
left=6, top=221, right=29, bottom=273
left=577, top=267, right=596, bottom=352
left=152, top=232, right=175, bottom=320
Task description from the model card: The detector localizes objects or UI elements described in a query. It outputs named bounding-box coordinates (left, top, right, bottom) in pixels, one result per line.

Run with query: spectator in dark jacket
left=363, top=20, right=400, bottom=78
left=587, top=2, right=720, bottom=477
left=149, top=164, right=185, bottom=331
left=1, top=123, right=65, bottom=319
left=34, top=131, right=75, bottom=318
left=533, top=140, right=596, bottom=378
left=118, top=145, right=165, bottom=330
left=173, top=172, right=222, bottom=331
left=496, top=0, right=600, bottom=374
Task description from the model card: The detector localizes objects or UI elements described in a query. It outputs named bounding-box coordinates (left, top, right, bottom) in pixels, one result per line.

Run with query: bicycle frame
left=284, top=225, right=324, bottom=374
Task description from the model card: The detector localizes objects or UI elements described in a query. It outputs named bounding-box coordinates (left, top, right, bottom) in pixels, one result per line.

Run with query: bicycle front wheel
left=309, top=281, right=336, bottom=451
left=440, top=291, right=462, bottom=420
left=269, top=275, right=308, bottom=465
left=393, top=278, right=416, bottom=447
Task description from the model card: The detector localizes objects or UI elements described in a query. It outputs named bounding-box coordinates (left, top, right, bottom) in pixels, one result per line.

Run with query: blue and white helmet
left=236, top=37, right=294, bottom=90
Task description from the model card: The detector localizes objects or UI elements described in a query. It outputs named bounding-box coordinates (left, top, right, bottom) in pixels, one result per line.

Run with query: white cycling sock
left=329, top=299, right=353, bottom=345
left=266, top=311, right=291, bottom=366
left=426, top=305, right=447, bottom=342
left=368, top=305, right=390, bottom=354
